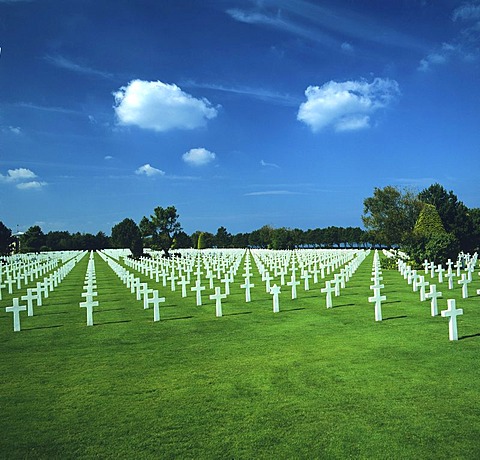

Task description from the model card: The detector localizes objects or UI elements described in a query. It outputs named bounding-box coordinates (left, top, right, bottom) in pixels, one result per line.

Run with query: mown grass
left=1, top=251, right=480, bottom=459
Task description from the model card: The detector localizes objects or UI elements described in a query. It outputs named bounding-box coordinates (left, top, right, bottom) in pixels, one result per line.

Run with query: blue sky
left=1, top=0, right=479, bottom=235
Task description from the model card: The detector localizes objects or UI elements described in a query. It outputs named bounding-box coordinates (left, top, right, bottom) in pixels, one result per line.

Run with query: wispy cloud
left=227, top=1, right=426, bottom=52
left=17, top=102, right=84, bottom=116
left=16, top=181, right=47, bottom=190
left=419, top=3, right=480, bottom=71
left=260, top=159, right=280, bottom=168
left=245, top=190, right=301, bottom=196
left=183, top=80, right=300, bottom=106
left=44, top=54, right=113, bottom=79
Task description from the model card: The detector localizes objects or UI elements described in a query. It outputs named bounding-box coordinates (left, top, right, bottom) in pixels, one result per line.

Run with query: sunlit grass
left=1, top=251, right=479, bottom=459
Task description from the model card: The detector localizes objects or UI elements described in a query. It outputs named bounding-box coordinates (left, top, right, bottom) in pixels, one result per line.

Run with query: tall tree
left=0, top=221, right=13, bottom=255
left=362, top=186, right=422, bottom=246
left=214, top=226, right=232, bottom=248
left=141, top=206, right=182, bottom=257
left=111, top=218, right=143, bottom=257
left=21, top=225, right=46, bottom=253
left=419, top=183, right=475, bottom=251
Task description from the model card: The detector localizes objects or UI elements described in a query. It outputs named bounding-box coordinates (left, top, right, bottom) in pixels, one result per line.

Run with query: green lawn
left=1, top=250, right=480, bottom=459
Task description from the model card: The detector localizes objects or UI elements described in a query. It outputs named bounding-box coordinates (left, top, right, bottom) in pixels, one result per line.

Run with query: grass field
left=1, top=250, right=480, bottom=459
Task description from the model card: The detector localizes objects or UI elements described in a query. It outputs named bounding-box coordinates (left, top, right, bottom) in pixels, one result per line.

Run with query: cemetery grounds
left=1, top=248, right=480, bottom=459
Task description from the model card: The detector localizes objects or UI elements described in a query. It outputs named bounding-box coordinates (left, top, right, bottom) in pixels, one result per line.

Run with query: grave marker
left=441, top=299, right=463, bottom=341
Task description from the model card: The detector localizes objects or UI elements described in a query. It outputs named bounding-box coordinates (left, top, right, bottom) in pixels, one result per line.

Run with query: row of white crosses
left=0, top=253, right=61, bottom=300
left=98, top=250, right=165, bottom=322
left=320, top=250, right=369, bottom=309
left=368, top=250, right=386, bottom=321
left=79, top=252, right=98, bottom=326
left=4, top=251, right=88, bottom=332
left=395, top=251, right=479, bottom=341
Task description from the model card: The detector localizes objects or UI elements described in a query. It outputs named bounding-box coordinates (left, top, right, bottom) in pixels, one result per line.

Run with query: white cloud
left=113, top=80, right=218, bottom=132
left=0, top=168, right=37, bottom=182
left=297, top=78, right=399, bottom=132
left=341, top=42, right=354, bottom=52
left=44, top=55, right=113, bottom=79
left=135, top=164, right=165, bottom=177
left=104, top=155, right=114, bottom=160
left=6, top=126, right=21, bottom=134
left=453, top=4, right=480, bottom=21
left=16, top=181, right=47, bottom=190
left=182, top=148, right=216, bottom=166
left=260, top=159, right=280, bottom=168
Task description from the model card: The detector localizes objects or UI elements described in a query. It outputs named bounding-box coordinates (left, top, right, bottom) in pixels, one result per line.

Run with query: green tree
left=214, top=226, right=232, bottom=248
left=141, top=206, right=182, bottom=256
left=21, top=225, right=46, bottom=253
left=413, top=204, right=446, bottom=238
left=419, top=183, right=475, bottom=251
left=111, top=218, right=143, bottom=257
left=0, top=221, right=13, bottom=255
left=362, top=186, right=422, bottom=246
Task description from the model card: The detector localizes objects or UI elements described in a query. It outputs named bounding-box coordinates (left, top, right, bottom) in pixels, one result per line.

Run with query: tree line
left=1, top=183, right=478, bottom=262
left=362, top=183, right=480, bottom=264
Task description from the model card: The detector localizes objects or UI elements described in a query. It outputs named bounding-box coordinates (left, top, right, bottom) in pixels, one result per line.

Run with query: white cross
left=301, top=270, right=312, bottom=291
left=262, top=271, right=273, bottom=293
left=240, top=276, right=255, bottom=303
left=445, top=271, right=455, bottom=290
left=147, top=289, right=165, bottom=322
left=270, top=284, right=281, bottom=313
left=80, top=298, right=98, bottom=326
left=191, top=280, right=205, bottom=306
left=425, top=284, right=442, bottom=316
left=436, top=265, right=445, bottom=283
left=210, top=287, right=227, bottom=317
left=5, top=277, right=16, bottom=294
left=321, top=281, right=335, bottom=309
left=177, top=276, right=189, bottom=298
left=458, top=274, right=470, bottom=298
left=21, top=288, right=37, bottom=317
left=368, top=289, right=386, bottom=322
left=6, top=298, right=27, bottom=332
left=221, top=273, right=231, bottom=295
left=441, top=299, right=463, bottom=341
left=287, top=273, right=300, bottom=299
left=417, top=276, right=430, bottom=302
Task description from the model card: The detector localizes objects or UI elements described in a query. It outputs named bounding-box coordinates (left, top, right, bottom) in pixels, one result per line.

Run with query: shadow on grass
left=223, top=311, right=253, bottom=317
left=24, top=324, right=63, bottom=331
left=281, top=307, right=306, bottom=312
left=96, top=308, right=126, bottom=313
left=333, top=303, right=355, bottom=308
left=37, top=311, right=70, bottom=316
left=383, top=315, right=408, bottom=321
left=95, top=320, right=132, bottom=326
left=383, top=300, right=402, bottom=305
left=161, top=315, right=194, bottom=322
left=460, top=333, right=480, bottom=341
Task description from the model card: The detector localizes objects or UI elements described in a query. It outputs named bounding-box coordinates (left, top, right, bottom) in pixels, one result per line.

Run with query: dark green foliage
left=215, top=226, right=232, bottom=248
left=419, top=183, right=476, bottom=252
left=362, top=186, right=422, bottom=246
left=141, top=206, right=182, bottom=256
left=111, top=218, right=143, bottom=257
left=173, top=231, right=193, bottom=249
left=0, top=221, right=13, bottom=255
left=20, top=225, right=45, bottom=253
left=413, top=203, right=446, bottom=238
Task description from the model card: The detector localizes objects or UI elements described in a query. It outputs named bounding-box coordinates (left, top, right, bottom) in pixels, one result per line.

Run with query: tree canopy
left=140, top=206, right=182, bottom=256
left=111, top=218, right=143, bottom=257
left=0, top=221, right=13, bottom=255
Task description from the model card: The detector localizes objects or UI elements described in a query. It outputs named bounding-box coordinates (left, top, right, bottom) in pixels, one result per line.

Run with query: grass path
left=1, top=251, right=480, bottom=459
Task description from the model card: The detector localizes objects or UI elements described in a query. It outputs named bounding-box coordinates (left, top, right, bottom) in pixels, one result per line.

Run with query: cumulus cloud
left=0, top=168, right=36, bottom=182
left=260, top=159, right=280, bottom=168
left=113, top=80, right=218, bottom=132
left=182, top=148, right=216, bottom=166
left=16, top=181, right=47, bottom=190
left=297, top=78, right=400, bottom=132
left=0, top=168, right=47, bottom=189
left=135, top=164, right=165, bottom=176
